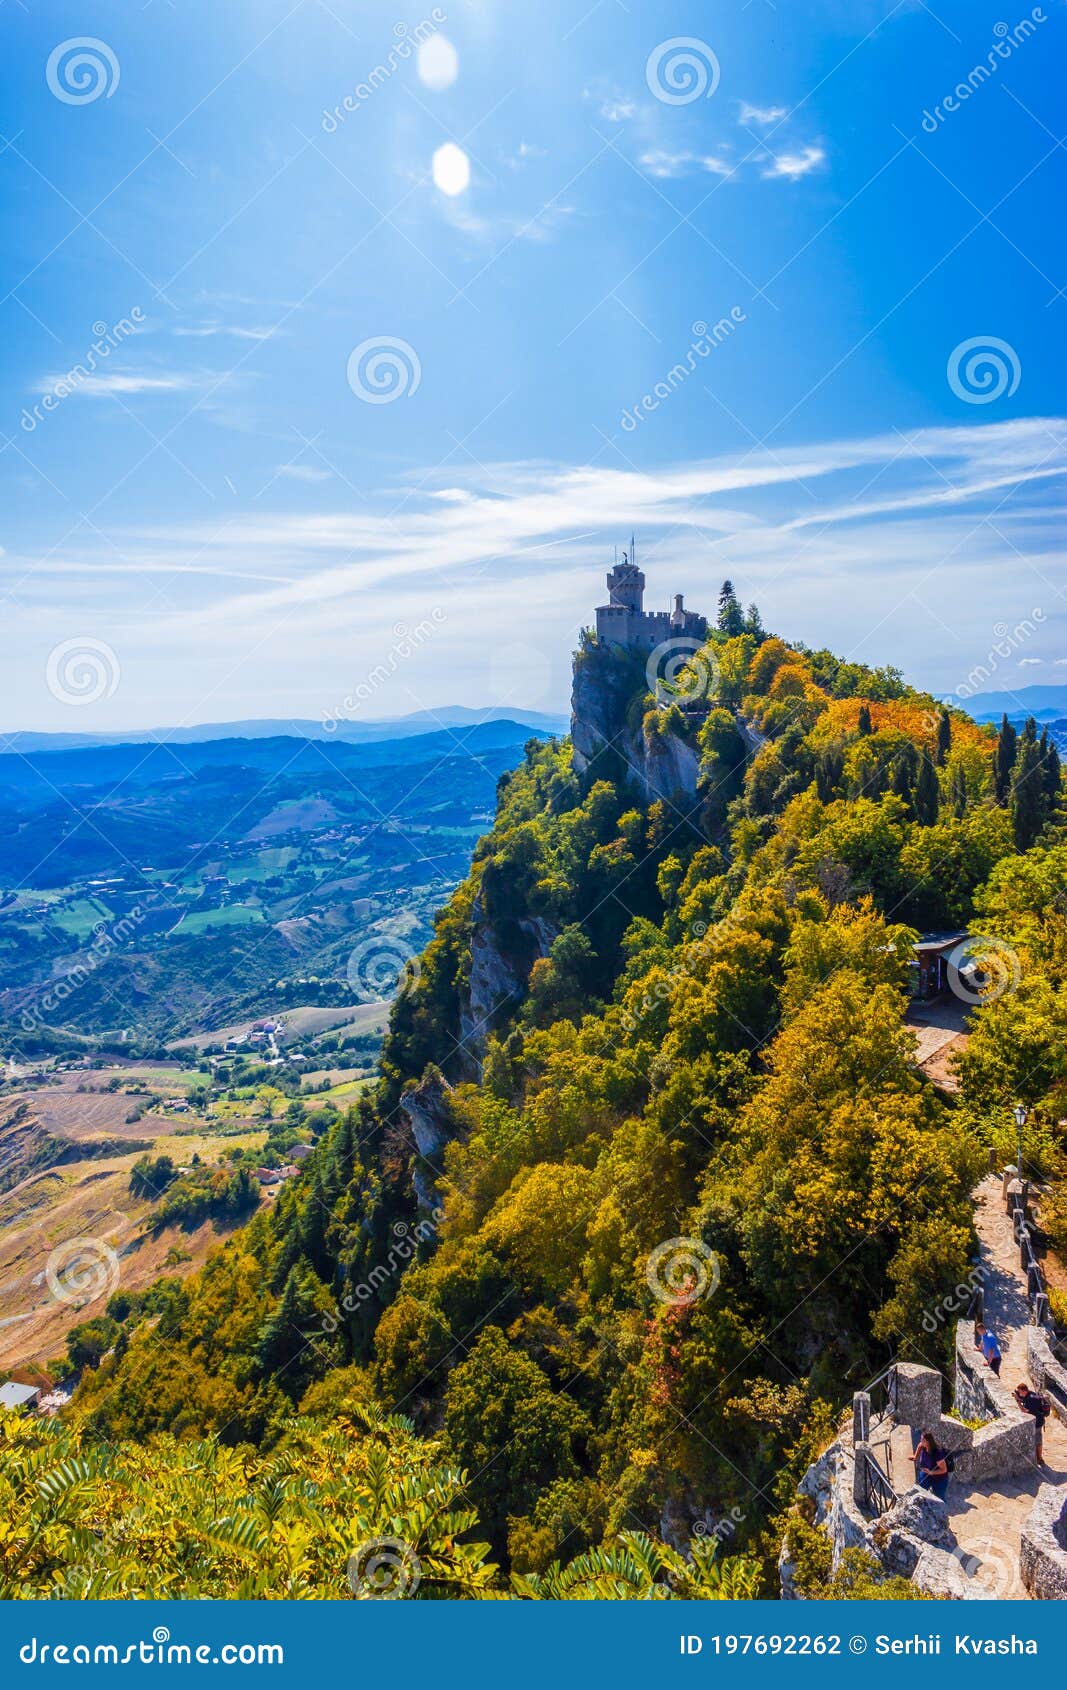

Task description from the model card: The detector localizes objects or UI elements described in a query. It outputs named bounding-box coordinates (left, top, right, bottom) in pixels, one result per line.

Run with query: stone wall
left=1020, top=1485, right=1067, bottom=1600
left=889, top=1350, right=1035, bottom=1482
left=1028, top=1324, right=1067, bottom=1428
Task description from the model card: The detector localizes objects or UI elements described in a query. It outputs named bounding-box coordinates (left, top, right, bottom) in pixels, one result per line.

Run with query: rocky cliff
left=570, top=642, right=701, bottom=805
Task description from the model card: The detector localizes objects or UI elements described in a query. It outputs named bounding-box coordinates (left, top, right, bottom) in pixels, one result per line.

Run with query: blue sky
left=1, top=0, right=1065, bottom=730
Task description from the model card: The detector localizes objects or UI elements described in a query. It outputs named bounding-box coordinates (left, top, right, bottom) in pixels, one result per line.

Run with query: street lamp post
left=1014, top=1101, right=1028, bottom=1186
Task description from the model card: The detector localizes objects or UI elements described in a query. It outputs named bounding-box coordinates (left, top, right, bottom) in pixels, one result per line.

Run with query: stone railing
left=1028, top=1324, right=1067, bottom=1428
left=1003, top=1166, right=1055, bottom=1329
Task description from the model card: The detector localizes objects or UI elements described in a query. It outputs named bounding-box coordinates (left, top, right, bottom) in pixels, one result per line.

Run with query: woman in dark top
left=911, top=1430, right=950, bottom=1500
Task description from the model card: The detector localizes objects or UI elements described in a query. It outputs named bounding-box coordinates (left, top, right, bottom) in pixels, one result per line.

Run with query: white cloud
left=739, top=101, right=789, bottom=127
left=174, top=322, right=277, bottom=341
left=1019, top=657, right=1043, bottom=666
left=597, top=94, right=636, bottom=122
left=274, top=463, right=331, bottom=483
left=639, top=149, right=733, bottom=180
left=760, top=144, right=826, bottom=180
left=34, top=370, right=200, bottom=397
left=12, top=418, right=1065, bottom=721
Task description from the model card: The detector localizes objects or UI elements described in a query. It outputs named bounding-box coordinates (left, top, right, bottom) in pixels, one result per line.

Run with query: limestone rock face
left=399, top=1068, right=455, bottom=1211
left=570, top=645, right=701, bottom=804
left=457, top=895, right=558, bottom=1078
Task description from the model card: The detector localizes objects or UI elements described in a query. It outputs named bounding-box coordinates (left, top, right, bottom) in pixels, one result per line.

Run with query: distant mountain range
left=960, top=685, right=1067, bottom=725
left=0, top=720, right=559, bottom=808
left=0, top=706, right=568, bottom=757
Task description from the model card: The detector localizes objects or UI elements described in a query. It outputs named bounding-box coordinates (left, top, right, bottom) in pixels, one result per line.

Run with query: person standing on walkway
left=1014, top=1382, right=1051, bottom=1463
left=911, top=1431, right=950, bottom=1500
left=975, top=1322, right=1003, bottom=1377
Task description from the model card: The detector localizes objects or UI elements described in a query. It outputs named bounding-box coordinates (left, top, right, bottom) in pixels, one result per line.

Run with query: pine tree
left=993, top=712, right=1017, bottom=805
left=913, top=750, right=940, bottom=827
left=717, top=580, right=745, bottom=637
left=743, top=602, right=766, bottom=641
left=857, top=704, right=873, bottom=736
left=936, top=709, right=951, bottom=766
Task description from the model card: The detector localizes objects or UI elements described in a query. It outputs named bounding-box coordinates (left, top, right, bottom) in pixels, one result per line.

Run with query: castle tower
left=606, top=560, right=645, bottom=613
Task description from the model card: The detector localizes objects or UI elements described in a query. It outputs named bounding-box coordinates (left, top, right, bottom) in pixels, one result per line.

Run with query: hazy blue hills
left=961, top=684, right=1067, bottom=723
left=0, top=719, right=561, bottom=810
left=0, top=705, right=567, bottom=757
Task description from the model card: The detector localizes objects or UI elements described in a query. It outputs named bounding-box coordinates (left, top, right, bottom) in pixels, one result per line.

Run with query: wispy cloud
left=274, top=463, right=332, bottom=483
left=174, top=321, right=278, bottom=341
left=760, top=144, right=826, bottom=181
left=639, top=149, right=734, bottom=180
left=12, top=420, right=1063, bottom=716
left=739, top=101, right=789, bottom=127
left=33, top=370, right=201, bottom=397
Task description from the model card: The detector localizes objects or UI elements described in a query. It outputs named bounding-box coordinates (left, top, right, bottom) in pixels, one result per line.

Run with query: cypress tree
left=1010, top=718, right=1044, bottom=850
left=936, top=708, right=952, bottom=766
left=951, top=764, right=969, bottom=818
left=891, top=742, right=919, bottom=810
left=993, top=712, right=1017, bottom=804
left=914, top=750, right=940, bottom=826
left=857, top=703, right=873, bottom=736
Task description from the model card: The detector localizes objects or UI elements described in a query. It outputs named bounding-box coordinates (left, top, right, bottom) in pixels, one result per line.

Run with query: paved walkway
left=884, top=1175, right=1067, bottom=1597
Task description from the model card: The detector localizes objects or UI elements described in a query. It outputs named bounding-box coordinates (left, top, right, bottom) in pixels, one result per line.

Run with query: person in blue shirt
left=974, top=1321, right=1002, bottom=1377
left=911, top=1431, right=950, bottom=1501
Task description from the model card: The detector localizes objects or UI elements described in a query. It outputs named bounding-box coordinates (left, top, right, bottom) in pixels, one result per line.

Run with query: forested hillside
left=17, top=586, right=1067, bottom=1598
